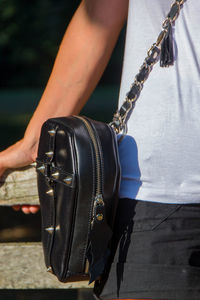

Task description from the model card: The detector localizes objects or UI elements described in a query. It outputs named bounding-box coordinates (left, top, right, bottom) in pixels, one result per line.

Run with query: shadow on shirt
left=118, top=134, right=142, bottom=199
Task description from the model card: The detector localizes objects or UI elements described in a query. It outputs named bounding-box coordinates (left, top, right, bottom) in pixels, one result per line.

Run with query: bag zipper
left=75, top=116, right=103, bottom=201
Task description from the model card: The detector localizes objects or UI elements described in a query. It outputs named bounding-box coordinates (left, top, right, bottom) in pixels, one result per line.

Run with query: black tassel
left=160, top=22, right=174, bottom=67
left=86, top=216, right=112, bottom=284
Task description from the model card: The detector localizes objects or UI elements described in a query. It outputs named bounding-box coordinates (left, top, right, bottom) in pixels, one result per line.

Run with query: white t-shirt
left=118, top=0, right=200, bottom=203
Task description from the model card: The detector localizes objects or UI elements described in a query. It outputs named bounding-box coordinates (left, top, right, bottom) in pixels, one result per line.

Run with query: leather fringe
left=86, top=218, right=112, bottom=284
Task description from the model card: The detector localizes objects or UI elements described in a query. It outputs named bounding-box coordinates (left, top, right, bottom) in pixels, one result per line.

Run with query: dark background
left=0, top=0, right=126, bottom=149
left=0, top=1, right=126, bottom=299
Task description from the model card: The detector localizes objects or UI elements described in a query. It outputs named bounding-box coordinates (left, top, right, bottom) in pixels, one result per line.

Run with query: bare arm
left=24, top=0, right=128, bottom=158
left=0, top=0, right=128, bottom=213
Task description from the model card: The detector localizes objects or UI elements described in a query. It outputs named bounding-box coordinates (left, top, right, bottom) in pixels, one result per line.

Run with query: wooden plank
left=0, top=242, right=92, bottom=289
left=0, top=166, right=39, bottom=206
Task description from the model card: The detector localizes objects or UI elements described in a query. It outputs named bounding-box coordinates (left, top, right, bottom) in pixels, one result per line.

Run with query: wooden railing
left=0, top=166, right=91, bottom=289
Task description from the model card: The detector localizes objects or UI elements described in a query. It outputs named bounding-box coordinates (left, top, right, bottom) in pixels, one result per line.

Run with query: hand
left=0, top=139, right=40, bottom=214
left=12, top=205, right=40, bottom=214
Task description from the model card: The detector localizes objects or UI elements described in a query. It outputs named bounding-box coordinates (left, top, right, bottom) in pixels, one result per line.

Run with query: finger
left=12, top=205, right=21, bottom=211
left=29, top=206, right=40, bottom=214
left=21, top=206, right=31, bottom=214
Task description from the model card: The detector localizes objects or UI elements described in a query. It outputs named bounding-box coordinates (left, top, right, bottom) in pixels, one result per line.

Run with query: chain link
left=110, top=0, right=185, bottom=134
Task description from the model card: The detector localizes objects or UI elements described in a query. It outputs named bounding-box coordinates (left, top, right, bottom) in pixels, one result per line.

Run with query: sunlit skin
left=0, top=0, right=128, bottom=214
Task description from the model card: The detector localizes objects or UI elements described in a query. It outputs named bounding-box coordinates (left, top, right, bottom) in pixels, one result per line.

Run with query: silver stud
left=48, top=129, right=56, bottom=136
left=37, top=165, right=45, bottom=173
left=52, top=172, right=59, bottom=179
left=46, top=189, right=54, bottom=196
left=96, top=214, right=103, bottom=221
left=45, top=151, right=54, bottom=158
left=55, top=225, right=60, bottom=231
left=45, top=226, right=54, bottom=234
left=47, top=266, right=53, bottom=273
left=63, top=176, right=72, bottom=185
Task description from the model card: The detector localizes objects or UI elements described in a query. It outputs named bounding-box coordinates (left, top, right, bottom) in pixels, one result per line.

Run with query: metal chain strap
left=110, top=0, right=185, bottom=135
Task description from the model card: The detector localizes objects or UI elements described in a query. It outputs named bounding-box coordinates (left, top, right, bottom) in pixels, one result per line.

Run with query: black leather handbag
left=36, top=116, right=121, bottom=283
left=36, top=0, right=184, bottom=285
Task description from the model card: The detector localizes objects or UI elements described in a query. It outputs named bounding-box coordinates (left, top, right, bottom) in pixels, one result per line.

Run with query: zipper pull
left=95, top=194, right=104, bottom=206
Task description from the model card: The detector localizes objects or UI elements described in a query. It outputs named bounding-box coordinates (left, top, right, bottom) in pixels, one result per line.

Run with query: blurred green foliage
left=1, top=0, right=79, bottom=87
left=0, top=0, right=125, bottom=88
